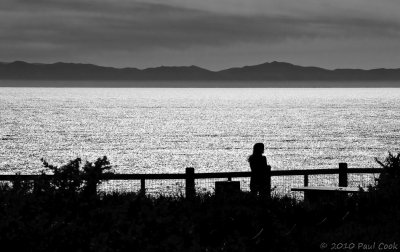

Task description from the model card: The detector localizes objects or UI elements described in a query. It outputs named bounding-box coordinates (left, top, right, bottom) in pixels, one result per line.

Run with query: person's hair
left=248, top=143, right=264, bottom=162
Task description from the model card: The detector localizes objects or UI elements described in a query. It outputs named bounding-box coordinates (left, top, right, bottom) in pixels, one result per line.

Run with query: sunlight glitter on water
left=1, top=85, right=399, bottom=175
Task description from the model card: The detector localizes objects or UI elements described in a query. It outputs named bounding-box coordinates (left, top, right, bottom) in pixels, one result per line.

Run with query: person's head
left=252, top=143, right=264, bottom=156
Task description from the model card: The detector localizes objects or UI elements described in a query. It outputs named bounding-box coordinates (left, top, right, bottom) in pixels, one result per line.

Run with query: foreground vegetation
left=0, top=154, right=399, bottom=251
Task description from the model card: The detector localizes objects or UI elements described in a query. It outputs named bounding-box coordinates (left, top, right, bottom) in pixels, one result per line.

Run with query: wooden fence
left=0, top=163, right=383, bottom=197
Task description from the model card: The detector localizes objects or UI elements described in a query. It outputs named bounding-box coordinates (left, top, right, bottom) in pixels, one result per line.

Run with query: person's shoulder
left=262, top=156, right=267, bottom=163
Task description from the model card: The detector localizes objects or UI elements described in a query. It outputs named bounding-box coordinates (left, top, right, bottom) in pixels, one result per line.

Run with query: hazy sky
left=1, top=0, right=400, bottom=70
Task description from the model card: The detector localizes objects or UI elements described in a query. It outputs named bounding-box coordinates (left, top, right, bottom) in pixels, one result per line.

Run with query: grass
left=0, top=154, right=399, bottom=251
left=1, top=186, right=398, bottom=251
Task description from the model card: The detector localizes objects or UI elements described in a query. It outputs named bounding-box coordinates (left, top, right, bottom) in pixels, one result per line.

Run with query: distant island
left=1, top=61, right=400, bottom=87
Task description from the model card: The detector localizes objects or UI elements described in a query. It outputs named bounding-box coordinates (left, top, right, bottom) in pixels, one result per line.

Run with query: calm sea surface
left=1, top=85, right=399, bottom=175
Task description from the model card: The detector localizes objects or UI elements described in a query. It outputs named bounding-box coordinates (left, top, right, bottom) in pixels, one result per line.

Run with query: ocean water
left=1, top=85, right=400, bottom=176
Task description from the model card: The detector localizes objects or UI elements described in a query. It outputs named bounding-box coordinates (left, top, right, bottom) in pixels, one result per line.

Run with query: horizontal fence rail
left=0, top=169, right=382, bottom=181
left=0, top=163, right=384, bottom=198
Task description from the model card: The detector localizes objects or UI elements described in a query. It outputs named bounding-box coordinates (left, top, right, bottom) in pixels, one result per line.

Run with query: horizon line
left=2, top=60, right=400, bottom=72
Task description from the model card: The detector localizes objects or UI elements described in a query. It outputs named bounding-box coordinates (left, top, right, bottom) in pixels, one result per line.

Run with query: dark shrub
left=82, top=156, right=113, bottom=198
left=374, top=151, right=400, bottom=203
left=40, top=156, right=113, bottom=199
left=41, top=157, right=83, bottom=198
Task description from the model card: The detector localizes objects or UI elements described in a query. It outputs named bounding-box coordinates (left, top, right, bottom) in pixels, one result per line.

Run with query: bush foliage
left=0, top=154, right=399, bottom=251
left=374, top=152, right=400, bottom=202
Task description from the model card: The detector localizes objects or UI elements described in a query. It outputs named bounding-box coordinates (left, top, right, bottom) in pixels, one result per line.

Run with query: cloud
left=0, top=0, right=399, bottom=67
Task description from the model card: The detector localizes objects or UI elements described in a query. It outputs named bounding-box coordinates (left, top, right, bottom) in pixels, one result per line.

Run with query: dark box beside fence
left=215, top=181, right=240, bottom=197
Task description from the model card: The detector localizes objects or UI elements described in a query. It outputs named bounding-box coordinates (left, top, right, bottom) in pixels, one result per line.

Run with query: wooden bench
left=291, top=186, right=363, bottom=209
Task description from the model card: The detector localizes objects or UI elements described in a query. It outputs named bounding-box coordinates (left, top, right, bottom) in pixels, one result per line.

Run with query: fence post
left=140, top=178, right=146, bottom=195
left=339, top=163, right=348, bottom=187
left=304, top=174, right=309, bottom=187
left=186, top=167, right=195, bottom=199
left=266, top=165, right=271, bottom=198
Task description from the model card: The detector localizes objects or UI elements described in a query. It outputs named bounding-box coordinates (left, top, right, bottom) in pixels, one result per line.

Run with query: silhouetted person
left=248, top=143, right=269, bottom=198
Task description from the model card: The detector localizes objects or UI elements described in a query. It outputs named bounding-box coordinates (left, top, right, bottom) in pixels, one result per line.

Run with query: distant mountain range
left=1, top=61, right=400, bottom=87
